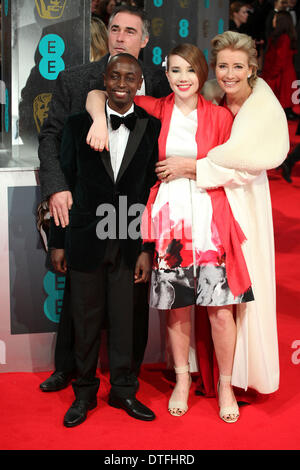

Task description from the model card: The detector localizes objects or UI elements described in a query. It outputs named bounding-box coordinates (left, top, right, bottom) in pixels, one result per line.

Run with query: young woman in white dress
left=85, top=45, right=256, bottom=423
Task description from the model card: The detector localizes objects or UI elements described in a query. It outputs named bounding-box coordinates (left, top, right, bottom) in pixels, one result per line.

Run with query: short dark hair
left=105, top=52, right=143, bottom=75
left=108, top=5, right=150, bottom=40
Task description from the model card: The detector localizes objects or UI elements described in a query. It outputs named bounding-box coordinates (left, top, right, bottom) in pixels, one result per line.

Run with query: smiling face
left=108, top=12, right=149, bottom=58
left=215, top=48, right=252, bottom=99
left=166, top=54, right=200, bottom=101
left=104, top=55, right=143, bottom=114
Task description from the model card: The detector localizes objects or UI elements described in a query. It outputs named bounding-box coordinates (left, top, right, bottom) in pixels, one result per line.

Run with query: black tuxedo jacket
left=38, top=53, right=171, bottom=201
left=48, top=104, right=161, bottom=271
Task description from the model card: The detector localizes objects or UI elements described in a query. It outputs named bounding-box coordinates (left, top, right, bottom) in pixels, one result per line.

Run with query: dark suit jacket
left=38, top=53, right=171, bottom=201
left=48, top=104, right=161, bottom=271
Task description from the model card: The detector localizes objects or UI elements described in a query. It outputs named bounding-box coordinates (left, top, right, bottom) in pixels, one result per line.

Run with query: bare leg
left=167, top=306, right=192, bottom=416
left=207, top=305, right=239, bottom=422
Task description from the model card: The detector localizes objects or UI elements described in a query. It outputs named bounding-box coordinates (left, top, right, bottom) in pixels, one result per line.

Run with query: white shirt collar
left=106, top=101, right=134, bottom=118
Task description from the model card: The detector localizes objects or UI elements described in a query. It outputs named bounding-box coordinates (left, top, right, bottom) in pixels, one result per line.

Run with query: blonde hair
left=90, top=17, right=109, bottom=62
left=211, top=30, right=258, bottom=88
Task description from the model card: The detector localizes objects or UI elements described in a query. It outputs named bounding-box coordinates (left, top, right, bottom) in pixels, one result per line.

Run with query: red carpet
left=1, top=145, right=300, bottom=451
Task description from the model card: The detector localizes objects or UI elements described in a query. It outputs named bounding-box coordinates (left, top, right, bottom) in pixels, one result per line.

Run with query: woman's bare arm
left=86, top=89, right=109, bottom=151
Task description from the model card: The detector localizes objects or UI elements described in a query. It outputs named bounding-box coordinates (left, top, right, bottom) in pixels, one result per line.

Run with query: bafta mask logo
left=179, top=0, right=189, bottom=7
left=203, top=20, right=210, bottom=38
left=33, top=93, right=52, bottom=133
left=152, top=18, right=164, bottom=37
left=35, top=0, right=67, bottom=20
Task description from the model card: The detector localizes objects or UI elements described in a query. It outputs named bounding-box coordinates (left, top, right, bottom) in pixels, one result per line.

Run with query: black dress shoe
left=63, top=398, right=97, bottom=427
left=40, top=371, right=74, bottom=392
left=281, top=161, right=292, bottom=183
left=108, top=395, right=155, bottom=421
left=285, top=109, right=299, bottom=121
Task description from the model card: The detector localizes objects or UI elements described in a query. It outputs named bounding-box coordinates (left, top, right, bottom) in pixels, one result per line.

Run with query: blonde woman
left=195, top=30, right=289, bottom=420
left=90, top=17, right=108, bottom=62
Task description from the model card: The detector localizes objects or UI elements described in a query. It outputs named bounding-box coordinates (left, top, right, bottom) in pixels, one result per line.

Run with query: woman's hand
left=50, top=248, right=67, bottom=273
left=86, top=89, right=108, bottom=151
left=156, top=156, right=196, bottom=182
left=86, top=118, right=109, bottom=152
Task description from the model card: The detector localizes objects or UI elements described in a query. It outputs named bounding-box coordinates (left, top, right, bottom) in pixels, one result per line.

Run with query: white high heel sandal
left=168, top=364, right=192, bottom=417
left=217, top=375, right=240, bottom=423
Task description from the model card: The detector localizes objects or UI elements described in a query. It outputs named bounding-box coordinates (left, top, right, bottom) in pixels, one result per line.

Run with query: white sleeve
left=196, top=158, right=262, bottom=190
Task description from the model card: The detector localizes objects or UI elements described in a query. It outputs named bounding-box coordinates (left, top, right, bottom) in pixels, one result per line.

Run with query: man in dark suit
left=39, top=5, right=170, bottom=211
left=265, top=0, right=288, bottom=40
left=49, top=53, right=161, bottom=427
left=39, top=5, right=170, bottom=393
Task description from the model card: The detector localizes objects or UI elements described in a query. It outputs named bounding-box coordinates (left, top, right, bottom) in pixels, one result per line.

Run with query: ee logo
left=39, top=34, right=65, bottom=80
left=43, top=271, right=65, bottom=323
left=0, top=81, right=9, bottom=132
left=4, top=0, right=9, bottom=16
left=5, top=89, right=9, bottom=132
left=179, top=19, right=189, bottom=38
left=152, top=46, right=162, bottom=65
left=218, top=19, right=224, bottom=34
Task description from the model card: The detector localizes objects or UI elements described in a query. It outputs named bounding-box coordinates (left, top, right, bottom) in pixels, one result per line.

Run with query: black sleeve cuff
left=48, top=217, right=66, bottom=249
left=141, top=242, right=155, bottom=255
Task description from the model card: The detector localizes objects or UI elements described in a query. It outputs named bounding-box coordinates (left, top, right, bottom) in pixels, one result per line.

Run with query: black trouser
left=54, top=272, right=76, bottom=374
left=66, top=240, right=148, bottom=401
left=54, top=255, right=149, bottom=383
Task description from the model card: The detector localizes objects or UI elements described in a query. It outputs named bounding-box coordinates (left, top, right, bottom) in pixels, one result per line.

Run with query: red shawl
left=136, top=93, right=251, bottom=297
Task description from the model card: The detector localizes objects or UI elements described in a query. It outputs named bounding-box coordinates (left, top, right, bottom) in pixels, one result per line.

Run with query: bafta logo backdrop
left=34, top=0, right=67, bottom=20
left=144, top=0, right=229, bottom=70
left=33, top=93, right=52, bottom=133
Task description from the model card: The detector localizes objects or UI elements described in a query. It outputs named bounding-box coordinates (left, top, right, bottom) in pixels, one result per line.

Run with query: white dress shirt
left=287, top=8, right=297, bottom=26
left=106, top=102, right=134, bottom=181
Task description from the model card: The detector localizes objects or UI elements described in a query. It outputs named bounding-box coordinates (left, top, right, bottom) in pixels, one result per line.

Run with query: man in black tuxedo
left=49, top=53, right=161, bottom=427
left=39, top=5, right=170, bottom=392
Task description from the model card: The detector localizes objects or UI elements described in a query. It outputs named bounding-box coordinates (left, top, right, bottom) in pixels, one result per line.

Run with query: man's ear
left=137, top=76, right=143, bottom=90
left=140, top=35, right=149, bottom=50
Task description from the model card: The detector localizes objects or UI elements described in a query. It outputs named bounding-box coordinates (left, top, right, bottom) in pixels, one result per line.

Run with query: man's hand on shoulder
left=49, top=190, right=73, bottom=228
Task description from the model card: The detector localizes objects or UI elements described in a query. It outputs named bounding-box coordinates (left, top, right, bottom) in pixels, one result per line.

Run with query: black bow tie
left=110, top=112, right=137, bottom=131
